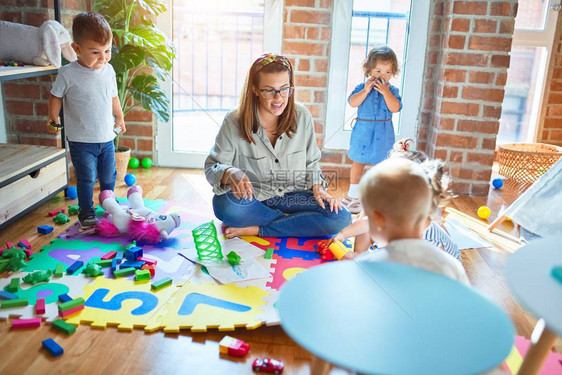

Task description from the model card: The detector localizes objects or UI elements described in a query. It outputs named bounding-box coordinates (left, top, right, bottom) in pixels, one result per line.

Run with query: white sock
left=347, top=184, right=359, bottom=199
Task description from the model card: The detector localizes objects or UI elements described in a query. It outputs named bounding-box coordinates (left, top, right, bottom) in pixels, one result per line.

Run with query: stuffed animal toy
left=97, top=185, right=181, bottom=244
left=0, top=20, right=76, bottom=67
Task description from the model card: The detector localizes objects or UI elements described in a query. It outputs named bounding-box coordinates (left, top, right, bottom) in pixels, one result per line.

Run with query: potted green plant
left=94, top=0, right=175, bottom=178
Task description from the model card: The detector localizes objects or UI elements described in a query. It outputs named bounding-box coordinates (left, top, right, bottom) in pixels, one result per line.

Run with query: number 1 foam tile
left=65, top=276, right=180, bottom=332
left=0, top=273, right=92, bottom=322
left=146, top=281, right=268, bottom=333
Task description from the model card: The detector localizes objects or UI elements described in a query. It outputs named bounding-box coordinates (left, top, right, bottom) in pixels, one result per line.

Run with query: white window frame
left=324, top=0, right=431, bottom=150
left=155, top=0, right=284, bottom=168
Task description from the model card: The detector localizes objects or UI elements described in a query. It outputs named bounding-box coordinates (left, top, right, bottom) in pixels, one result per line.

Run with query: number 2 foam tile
left=145, top=281, right=268, bottom=333
left=0, top=273, right=93, bottom=322
left=65, top=276, right=180, bottom=332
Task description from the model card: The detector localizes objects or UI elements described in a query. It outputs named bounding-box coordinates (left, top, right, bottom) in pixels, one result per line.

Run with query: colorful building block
left=111, top=258, right=119, bottom=271
left=0, top=291, right=18, bottom=300
left=101, top=251, right=117, bottom=260
left=137, top=257, right=157, bottom=265
left=42, top=338, right=63, bottom=357
left=93, top=259, right=113, bottom=267
left=48, top=208, right=65, bottom=217
left=151, top=277, right=172, bottom=291
left=54, top=264, right=64, bottom=277
left=114, top=251, right=124, bottom=262
left=219, top=336, right=250, bottom=357
left=264, top=248, right=274, bottom=259
left=37, top=225, right=54, bottom=234
left=59, top=304, right=84, bottom=318
left=141, top=264, right=155, bottom=277
left=58, top=294, right=72, bottom=303
left=135, top=269, right=151, bottom=282
left=1, top=298, right=28, bottom=309
left=66, top=260, right=84, bottom=274
left=36, top=298, right=46, bottom=314
left=11, top=317, right=42, bottom=329
left=17, top=239, right=31, bottom=249
left=7, top=277, right=20, bottom=292
left=120, top=260, right=144, bottom=269
left=51, top=319, right=76, bottom=335
left=58, top=298, right=85, bottom=312
left=125, top=246, right=143, bottom=261
left=113, top=267, right=136, bottom=277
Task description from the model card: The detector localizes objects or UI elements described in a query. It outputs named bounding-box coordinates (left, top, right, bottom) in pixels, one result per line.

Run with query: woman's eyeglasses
left=259, top=87, right=294, bottom=99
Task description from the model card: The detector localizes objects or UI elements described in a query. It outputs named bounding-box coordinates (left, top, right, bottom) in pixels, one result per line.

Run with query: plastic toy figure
left=226, top=251, right=241, bottom=266
left=252, top=358, right=284, bottom=374
left=23, top=270, right=53, bottom=284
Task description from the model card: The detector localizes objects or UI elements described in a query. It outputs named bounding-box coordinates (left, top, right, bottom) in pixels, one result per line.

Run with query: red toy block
left=141, top=264, right=155, bottom=277
left=11, top=317, right=42, bottom=329
left=23, top=249, right=32, bottom=258
left=17, top=239, right=31, bottom=249
left=48, top=208, right=65, bottom=217
left=36, top=298, right=46, bottom=315
left=6, top=242, right=13, bottom=248
left=137, top=257, right=157, bottom=265
left=219, top=336, right=250, bottom=357
left=59, top=304, right=84, bottom=318
left=101, top=251, right=117, bottom=260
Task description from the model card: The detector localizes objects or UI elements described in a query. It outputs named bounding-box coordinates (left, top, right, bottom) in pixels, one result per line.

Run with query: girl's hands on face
left=372, top=76, right=391, bottom=96
left=226, top=167, right=255, bottom=200
left=364, top=76, right=376, bottom=94
left=313, top=185, right=342, bottom=214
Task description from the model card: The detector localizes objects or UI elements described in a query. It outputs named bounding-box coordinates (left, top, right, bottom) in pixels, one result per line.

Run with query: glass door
left=157, top=0, right=283, bottom=167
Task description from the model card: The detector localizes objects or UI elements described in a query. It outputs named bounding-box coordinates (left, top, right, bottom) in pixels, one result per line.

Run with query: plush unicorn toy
left=97, top=185, right=181, bottom=244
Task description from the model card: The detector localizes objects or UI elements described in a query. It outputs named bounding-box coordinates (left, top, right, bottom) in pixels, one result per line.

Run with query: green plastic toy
left=125, top=241, right=137, bottom=250
left=68, top=205, right=79, bottom=215
left=83, top=263, right=104, bottom=277
left=95, top=205, right=105, bottom=218
left=22, top=270, right=53, bottom=284
left=2, top=247, right=26, bottom=260
left=53, top=212, right=70, bottom=224
left=192, top=221, right=223, bottom=261
left=5, top=257, right=27, bottom=272
left=226, top=251, right=241, bottom=266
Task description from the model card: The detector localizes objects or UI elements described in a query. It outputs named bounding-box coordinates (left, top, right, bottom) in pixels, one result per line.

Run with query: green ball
left=141, top=158, right=153, bottom=169
left=129, top=157, right=140, bottom=169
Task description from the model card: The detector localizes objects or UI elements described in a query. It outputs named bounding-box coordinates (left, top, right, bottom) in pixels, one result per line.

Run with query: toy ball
left=141, top=158, right=153, bottom=169
left=492, top=178, right=503, bottom=189
left=129, top=157, right=140, bottom=169
left=124, top=173, right=136, bottom=186
left=477, top=206, right=491, bottom=219
left=65, top=186, right=78, bottom=200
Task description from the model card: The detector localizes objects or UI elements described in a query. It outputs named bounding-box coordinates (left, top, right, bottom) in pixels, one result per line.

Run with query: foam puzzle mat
left=1, top=197, right=331, bottom=333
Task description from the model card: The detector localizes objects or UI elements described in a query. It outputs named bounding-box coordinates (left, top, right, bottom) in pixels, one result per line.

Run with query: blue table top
left=278, top=261, right=514, bottom=375
left=505, top=236, right=562, bottom=336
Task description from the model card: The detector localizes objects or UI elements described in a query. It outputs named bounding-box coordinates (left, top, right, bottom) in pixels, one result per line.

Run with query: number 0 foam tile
left=146, top=281, right=268, bottom=333
left=0, top=273, right=93, bottom=322
left=65, top=276, right=180, bottom=332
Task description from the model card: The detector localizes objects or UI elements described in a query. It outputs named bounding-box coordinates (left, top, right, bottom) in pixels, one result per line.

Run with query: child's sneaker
left=342, top=196, right=363, bottom=214
left=78, top=212, right=98, bottom=229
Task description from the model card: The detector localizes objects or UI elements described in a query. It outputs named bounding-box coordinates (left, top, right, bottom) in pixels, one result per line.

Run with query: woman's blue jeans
left=68, top=140, right=116, bottom=218
left=213, top=190, right=352, bottom=237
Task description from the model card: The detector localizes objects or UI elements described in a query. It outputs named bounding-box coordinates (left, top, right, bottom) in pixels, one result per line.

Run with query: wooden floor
left=0, top=167, right=560, bottom=374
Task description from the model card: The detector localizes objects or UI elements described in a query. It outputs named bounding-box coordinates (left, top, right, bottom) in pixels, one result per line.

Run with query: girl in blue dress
left=343, top=46, right=402, bottom=214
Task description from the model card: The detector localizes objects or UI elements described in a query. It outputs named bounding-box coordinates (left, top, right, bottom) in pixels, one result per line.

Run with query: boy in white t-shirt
left=48, top=12, right=125, bottom=228
left=355, top=158, right=469, bottom=285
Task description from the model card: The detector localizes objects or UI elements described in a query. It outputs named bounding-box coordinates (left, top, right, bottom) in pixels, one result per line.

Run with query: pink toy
left=11, top=317, right=42, bottom=329
left=59, top=305, right=84, bottom=318
left=97, top=185, right=181, bottom=244
left=101, top=251, right=117, bottom=260
left=137, top=257, right=157, bottom=265
left=36, top=298, right=46, bottom=314
left=48, top=208, right=65, bottom=217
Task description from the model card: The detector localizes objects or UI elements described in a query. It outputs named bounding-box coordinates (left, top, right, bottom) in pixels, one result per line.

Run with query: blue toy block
left=111, top=258, right=118, bottom=271
left=66, top=261, right=83, bottom=275
left=125, top=247, right=143, bottom=261
left=37, top=225, right=54, bottom=235
left=42, top=338, right=63, bottom=357
left=115, top=251, right=124, bottom=262
left=120, top=260, right=145, bottom=270
left=0, top=291, right=18, bottom=300
left=58, top=294, right=72, bottom=303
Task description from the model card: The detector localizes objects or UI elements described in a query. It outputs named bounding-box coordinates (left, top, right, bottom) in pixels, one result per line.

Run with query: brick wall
left=0, top=1, right=154, bottom=161
left=537, top=11, right=562, bottom=146
left=417, top=0, right=517, bottom=195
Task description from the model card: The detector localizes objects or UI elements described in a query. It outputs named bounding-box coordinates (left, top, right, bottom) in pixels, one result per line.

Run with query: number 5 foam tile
left=65, top=276, right=180, bottom=332
left=146, top=281, right=268, bottom=333
left=0, top=273, right=93, bottom=322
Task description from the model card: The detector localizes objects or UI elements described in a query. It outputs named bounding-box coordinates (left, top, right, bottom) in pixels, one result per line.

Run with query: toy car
left=252, top=358, right=284, bottom=374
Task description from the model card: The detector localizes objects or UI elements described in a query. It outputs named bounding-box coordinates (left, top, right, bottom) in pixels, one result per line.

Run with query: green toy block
left=113, top=267, right=136, bottom=277
left=94, top=259, right=113, bottom=267
left=1, top=298, right=28, bottom=309
left=58, top=297, right=85, bottom=312
left=67, top=205, right=79, bottom=215
left=264, top=248, right=274, bottom=259
left=7, top=277, right=20, bottom=292
left=54, top=264, right=64, bottom=277
left=135, top=269, right=151, bottom=282
left=51, top=319, right=76, bottom=335
left=226, top=251, right=241, bottom=266
left=151, top=277, right=172, bottom=291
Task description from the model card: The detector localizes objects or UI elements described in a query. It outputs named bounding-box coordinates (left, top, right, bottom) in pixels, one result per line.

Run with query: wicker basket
left=498, top=143, right=562, bottom=183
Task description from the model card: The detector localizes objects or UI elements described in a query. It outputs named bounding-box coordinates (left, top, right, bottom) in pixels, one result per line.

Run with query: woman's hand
left=224, top=167, right=255, bottom=200
left=313, top=184, right=342, bottom=213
